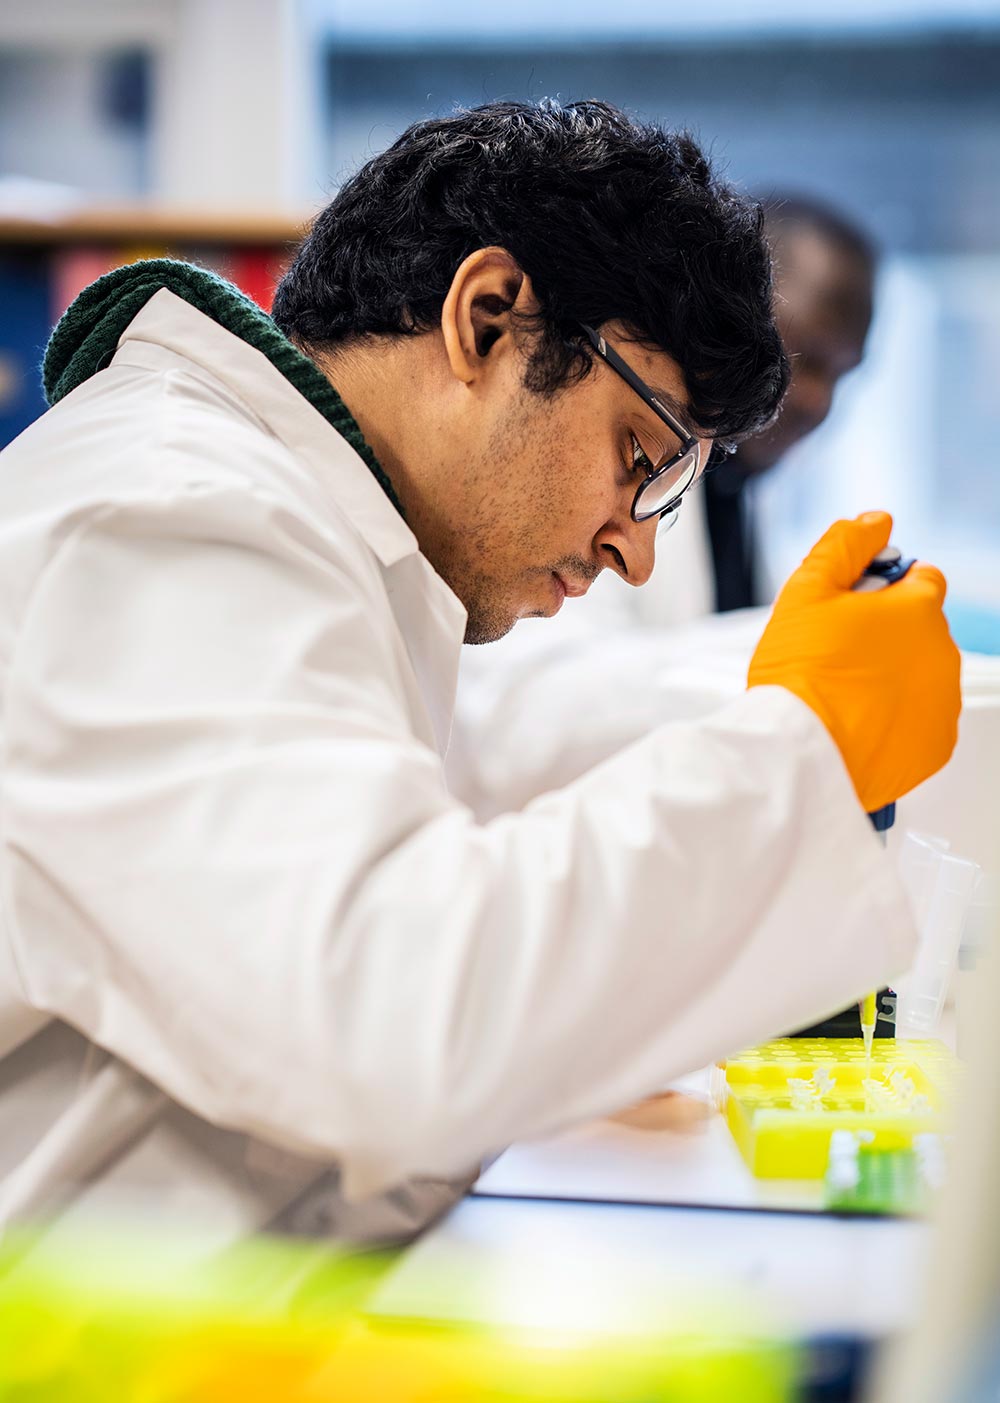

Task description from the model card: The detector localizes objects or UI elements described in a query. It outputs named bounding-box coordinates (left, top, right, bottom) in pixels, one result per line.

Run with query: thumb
left=794, top=511, right=894, bottom=596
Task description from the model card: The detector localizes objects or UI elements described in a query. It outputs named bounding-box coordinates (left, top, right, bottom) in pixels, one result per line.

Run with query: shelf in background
left=0, top=206, right=313, bottom=247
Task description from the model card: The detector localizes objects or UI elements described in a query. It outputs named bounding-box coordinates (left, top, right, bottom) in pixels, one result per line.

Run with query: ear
left=440, top=246, right=539, bottom=386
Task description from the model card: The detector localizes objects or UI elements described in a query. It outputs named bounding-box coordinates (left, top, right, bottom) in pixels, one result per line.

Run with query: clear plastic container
left=894, top=831, right=982, bottom=1040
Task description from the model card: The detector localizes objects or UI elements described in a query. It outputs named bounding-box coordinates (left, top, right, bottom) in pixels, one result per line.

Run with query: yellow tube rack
left=715, top=1038, right=958, bottom=1180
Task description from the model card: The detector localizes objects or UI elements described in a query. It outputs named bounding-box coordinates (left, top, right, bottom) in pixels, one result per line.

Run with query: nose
left=594, top=510, right=657, bottom=587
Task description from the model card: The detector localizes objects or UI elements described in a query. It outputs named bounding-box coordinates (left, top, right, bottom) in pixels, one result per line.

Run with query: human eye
left=629, top=432, right=656, bottom=478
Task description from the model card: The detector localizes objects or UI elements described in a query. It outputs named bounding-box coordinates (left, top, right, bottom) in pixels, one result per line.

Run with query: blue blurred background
left=2, top=0, right=999, bottom=633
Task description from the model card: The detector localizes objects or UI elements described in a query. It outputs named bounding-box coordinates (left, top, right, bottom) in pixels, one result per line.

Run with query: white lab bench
left=371, top=1081, right=930, bottom=1346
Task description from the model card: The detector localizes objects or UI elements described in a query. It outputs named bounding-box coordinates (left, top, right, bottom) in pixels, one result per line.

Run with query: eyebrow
left=645, top=387, right=697, bottom=439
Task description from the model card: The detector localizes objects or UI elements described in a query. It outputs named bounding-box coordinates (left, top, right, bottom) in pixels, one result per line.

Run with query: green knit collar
left=42, top=258, right=404, bottom=518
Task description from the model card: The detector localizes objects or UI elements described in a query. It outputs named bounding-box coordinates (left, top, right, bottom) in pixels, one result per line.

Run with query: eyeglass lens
left=633, top=440, right=707, bottom=521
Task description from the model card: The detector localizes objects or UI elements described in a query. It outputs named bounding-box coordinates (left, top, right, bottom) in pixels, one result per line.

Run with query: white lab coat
left=448, top=603, right=771, bottom=818
left=0, top=291, right=916, bottom=1259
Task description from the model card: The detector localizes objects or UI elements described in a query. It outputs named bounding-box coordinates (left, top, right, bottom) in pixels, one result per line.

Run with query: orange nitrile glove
left=747, top=511, right=961, bottom=813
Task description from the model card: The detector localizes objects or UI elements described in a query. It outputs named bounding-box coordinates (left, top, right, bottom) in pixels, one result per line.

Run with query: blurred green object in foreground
left=0, top=1225, right=796, bottom=1401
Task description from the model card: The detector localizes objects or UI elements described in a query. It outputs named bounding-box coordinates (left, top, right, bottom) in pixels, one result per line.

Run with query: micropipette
left=852, top=545, right=916, bottom=1064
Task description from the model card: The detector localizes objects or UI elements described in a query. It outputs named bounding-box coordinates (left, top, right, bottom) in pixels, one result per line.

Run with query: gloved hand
left=748, top=511, right=961, bottom=813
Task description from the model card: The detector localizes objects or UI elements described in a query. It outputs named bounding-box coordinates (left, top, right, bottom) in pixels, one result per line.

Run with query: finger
left=797, top=511, right=894, bottom=594
left=608, top=1092, right=712, bottom=1132
left=898, top=561, right=948, bottom=607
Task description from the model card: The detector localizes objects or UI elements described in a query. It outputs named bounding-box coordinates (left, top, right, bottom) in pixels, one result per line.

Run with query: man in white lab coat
left=0, top=100, right=958, bottom=1256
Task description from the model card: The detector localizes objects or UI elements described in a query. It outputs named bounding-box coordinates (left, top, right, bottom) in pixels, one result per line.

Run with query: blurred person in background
left=702, top=195, right=875, bottom=614
left=0, top=100, right=957, bottom=1259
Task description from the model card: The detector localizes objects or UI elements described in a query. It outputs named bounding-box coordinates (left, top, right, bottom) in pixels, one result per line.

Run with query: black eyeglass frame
left=579, top=323, right=707, bottom=523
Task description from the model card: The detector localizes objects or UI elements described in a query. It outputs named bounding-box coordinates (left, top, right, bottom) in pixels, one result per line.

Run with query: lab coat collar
left=115, top=289, right=420, bottom=571
left=113, top=290, right=468, bottom=752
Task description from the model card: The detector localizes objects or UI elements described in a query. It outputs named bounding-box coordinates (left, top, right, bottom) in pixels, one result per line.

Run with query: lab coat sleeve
left=4, top=492, right=917, bottom=1199
left=447, top=606, right=766, bottom=818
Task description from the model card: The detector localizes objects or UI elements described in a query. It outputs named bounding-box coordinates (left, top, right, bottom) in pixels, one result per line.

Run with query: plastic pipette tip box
left=714, top=1038, right=958, bottom=1180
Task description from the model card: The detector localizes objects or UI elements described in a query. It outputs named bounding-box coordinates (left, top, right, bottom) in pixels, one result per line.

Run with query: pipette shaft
left=854, top=544, right=914, bottom=1062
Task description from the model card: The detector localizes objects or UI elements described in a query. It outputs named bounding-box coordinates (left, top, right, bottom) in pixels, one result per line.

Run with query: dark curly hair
left=273, top=99, right=789, bottom=443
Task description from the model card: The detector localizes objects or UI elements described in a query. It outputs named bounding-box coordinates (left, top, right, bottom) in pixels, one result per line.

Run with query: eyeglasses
left=580, top=324, right=711, bottom=523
